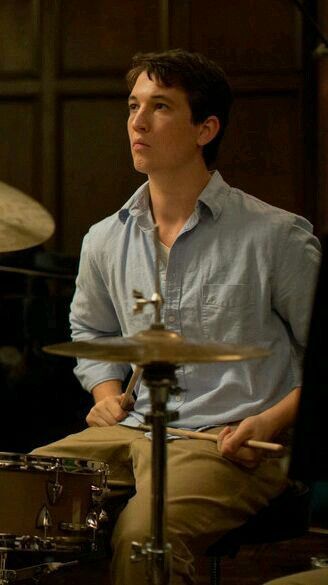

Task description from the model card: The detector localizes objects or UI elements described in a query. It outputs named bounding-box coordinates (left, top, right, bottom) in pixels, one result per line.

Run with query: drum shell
left=0, top=453, right=107, bottom=544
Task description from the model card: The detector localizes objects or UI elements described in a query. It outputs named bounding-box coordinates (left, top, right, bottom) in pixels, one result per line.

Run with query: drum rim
left=0, top=452, right=109, bottom=474
left=0, top=532, right=97, bottom=552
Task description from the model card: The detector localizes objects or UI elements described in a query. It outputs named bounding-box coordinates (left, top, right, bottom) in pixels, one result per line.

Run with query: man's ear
left=197, top=116, right=220, bottom=146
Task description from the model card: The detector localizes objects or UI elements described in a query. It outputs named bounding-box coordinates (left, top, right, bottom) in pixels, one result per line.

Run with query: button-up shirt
left=70, top=171, right=321, bottom=429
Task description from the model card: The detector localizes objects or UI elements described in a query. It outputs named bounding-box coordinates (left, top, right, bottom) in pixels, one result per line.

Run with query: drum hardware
left=85, top=510, right=99, bottom=532
left=0, top=549, right=10, bottom=585
left=36, top=506, right=53, bottom=540
left=59, top=509, right=100, bottom=531
left=129, top=362, right=179, bottom=584
left=47, top=481, right=63, bottom=505
left=98, top=509, right=109, bottom=524
left=0, top=453, right=111, bottom=555
left=86, top=510, right=99, bottom=551
left=0, top=551, right=78, bottom=585
left=59, top=514, right=100, bottom=553
left=47, top=461, right=63, bottom=505
left=13, top=535, right=51, bottom=552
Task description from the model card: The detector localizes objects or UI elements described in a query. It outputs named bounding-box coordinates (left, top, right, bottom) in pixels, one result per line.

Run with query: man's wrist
left=91, top=380, right=122, bottom=402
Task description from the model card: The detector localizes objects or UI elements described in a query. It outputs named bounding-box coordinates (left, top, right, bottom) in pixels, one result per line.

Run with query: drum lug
left=91, top=484, right=111, bottom=506
left=98, top=509, right=109, bottom=524
left=91, top=485, right=103, bottom=500
left=47, top=480, right=63, bottom=505
left=36, top=505, right=53, bottom=531
left=85, top=510, right=99, bottom=531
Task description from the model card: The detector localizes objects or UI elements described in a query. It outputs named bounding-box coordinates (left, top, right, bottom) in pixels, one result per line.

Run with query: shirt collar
left=118, top=181, right=151, bottom=225
left=118, top=170, right=228, bottom=225
left=197, top=170, right=228, bottom=220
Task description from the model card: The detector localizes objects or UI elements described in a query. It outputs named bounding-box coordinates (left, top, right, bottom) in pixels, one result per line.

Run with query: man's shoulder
left=227, top=186, right=313, bottom=233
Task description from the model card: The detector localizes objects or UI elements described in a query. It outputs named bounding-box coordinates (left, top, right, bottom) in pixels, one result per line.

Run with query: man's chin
left=133, top=160, right=151, bottom=175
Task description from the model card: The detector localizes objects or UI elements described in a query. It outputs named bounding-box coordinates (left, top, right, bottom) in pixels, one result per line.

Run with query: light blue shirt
left=70, top=171, right=321, bottom=429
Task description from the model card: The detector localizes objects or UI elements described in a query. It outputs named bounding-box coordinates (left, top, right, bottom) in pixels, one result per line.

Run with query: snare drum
left=0, top=452, right=110, bottom=553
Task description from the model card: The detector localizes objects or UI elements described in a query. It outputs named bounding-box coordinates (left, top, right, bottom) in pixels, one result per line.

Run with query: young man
left=34, top=50, right=320, bottom=585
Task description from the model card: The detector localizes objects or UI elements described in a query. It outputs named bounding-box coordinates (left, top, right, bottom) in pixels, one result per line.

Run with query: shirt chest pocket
left=201, top=283, right=254, bottom=341
left=202, top=284, right=252, bottom=307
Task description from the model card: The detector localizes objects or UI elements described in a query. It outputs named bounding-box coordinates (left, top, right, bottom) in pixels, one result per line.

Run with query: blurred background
left=0, top=0, right=326, bottom=450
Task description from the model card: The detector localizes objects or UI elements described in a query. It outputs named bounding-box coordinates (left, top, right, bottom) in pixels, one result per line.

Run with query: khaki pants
left=32, top=425, right=288, bottom=585
left=263, top=569, right=328, bottom=585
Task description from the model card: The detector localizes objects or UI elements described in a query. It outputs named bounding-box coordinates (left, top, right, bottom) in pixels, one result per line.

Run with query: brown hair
left=126, top=48, right=233, bottom=168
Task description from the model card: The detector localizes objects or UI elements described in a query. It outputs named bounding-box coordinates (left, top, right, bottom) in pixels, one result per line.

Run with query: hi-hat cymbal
left=43, top=328, right=270, bottom=365
left=0, top=181, right=55, bottom=252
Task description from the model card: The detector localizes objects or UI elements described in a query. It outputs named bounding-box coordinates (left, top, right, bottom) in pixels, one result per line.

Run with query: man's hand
left=86, top=392, right=134, bottom=427
left=218, top=415, right=271, bottom=469
left=86, top=379, right=134, bottom=427
left=218, top=387, right=301, bottom=468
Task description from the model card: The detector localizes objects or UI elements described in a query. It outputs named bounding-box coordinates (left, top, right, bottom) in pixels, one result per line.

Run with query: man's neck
left=147, top=163, right=212, bottom=247
left=149, top=166, right=211, bottom=223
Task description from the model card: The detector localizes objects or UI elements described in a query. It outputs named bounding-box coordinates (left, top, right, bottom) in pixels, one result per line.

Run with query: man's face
left=127, top=71, right=205, bottom=176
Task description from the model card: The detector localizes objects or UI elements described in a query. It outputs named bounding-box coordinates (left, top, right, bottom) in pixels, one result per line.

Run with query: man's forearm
left=258, top=386, right=301, bottom=437
left=91, top=380, right=122, bottom=403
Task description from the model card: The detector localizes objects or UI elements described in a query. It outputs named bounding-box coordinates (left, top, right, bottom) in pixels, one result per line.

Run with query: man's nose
left=132, top=108, right=149, bottom=131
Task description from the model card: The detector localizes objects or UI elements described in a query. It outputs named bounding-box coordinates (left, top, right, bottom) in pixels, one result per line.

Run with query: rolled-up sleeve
left=272, top=215, right=321, bottom=349
left=70, top=233, right=130, bottom=392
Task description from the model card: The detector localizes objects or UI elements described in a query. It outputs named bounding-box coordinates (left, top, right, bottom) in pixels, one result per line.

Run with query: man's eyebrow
left=128, top=93, right=175, bottom=104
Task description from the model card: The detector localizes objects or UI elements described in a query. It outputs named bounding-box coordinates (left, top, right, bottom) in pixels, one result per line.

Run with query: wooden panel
left=60, top=98, right=143, bottom=254
left=218, top=92, right=303, bottom=214
left=0, top=0, right=40, bottom=76
left=169, top=0, right=190, bottom=48
left=59, top=0, right=161, bottom=75
left=0, top=99, right=39, bottom=198
left=187, top=0, right=302, bottom=73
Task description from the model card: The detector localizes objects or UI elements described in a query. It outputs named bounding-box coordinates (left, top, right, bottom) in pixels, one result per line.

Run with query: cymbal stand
left=130, top=226, right=178, bottom=584
left=131, top=363, right=178, bottom=584
left=0, top=549, right=10, bottom=585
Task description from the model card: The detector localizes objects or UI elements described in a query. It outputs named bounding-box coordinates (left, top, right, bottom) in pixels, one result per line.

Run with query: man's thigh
left=114, top=429, right=288, bottom=549
left=165, top=432, right=288, bottom=548
left=32, top=425, right=146, bottom=486
left=263, top=568, right=328, bottom=585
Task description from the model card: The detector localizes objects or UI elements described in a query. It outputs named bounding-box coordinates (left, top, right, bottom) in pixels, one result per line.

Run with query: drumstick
left=139, top=424, right=284, bottom=453
left=121, top=366, right=142, bottom=410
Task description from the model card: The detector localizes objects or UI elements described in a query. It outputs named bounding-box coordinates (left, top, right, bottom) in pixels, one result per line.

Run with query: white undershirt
left=158, top=240, right=170, bottom=271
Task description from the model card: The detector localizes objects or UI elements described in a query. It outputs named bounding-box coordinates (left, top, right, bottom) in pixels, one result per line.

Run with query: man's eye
left=155, top=103, right=168, bottom=110
left=128, top=103, right=138, bottom=112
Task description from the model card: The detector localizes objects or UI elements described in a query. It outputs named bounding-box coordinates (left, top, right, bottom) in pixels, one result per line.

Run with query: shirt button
left=175, top=394, right=182, bottom=402
left=168, top=315, right=175, bottom=323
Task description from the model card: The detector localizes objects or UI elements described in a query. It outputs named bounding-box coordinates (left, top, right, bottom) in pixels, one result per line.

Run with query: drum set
left=0, top=183, right=113, bottom=583
left=0, top=182, right=271, bottom=585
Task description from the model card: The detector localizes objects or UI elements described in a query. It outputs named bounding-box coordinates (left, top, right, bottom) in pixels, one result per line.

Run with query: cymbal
left=43, top=328, right=270, bottom=365
left=0, top=181, right=55, bottom=252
